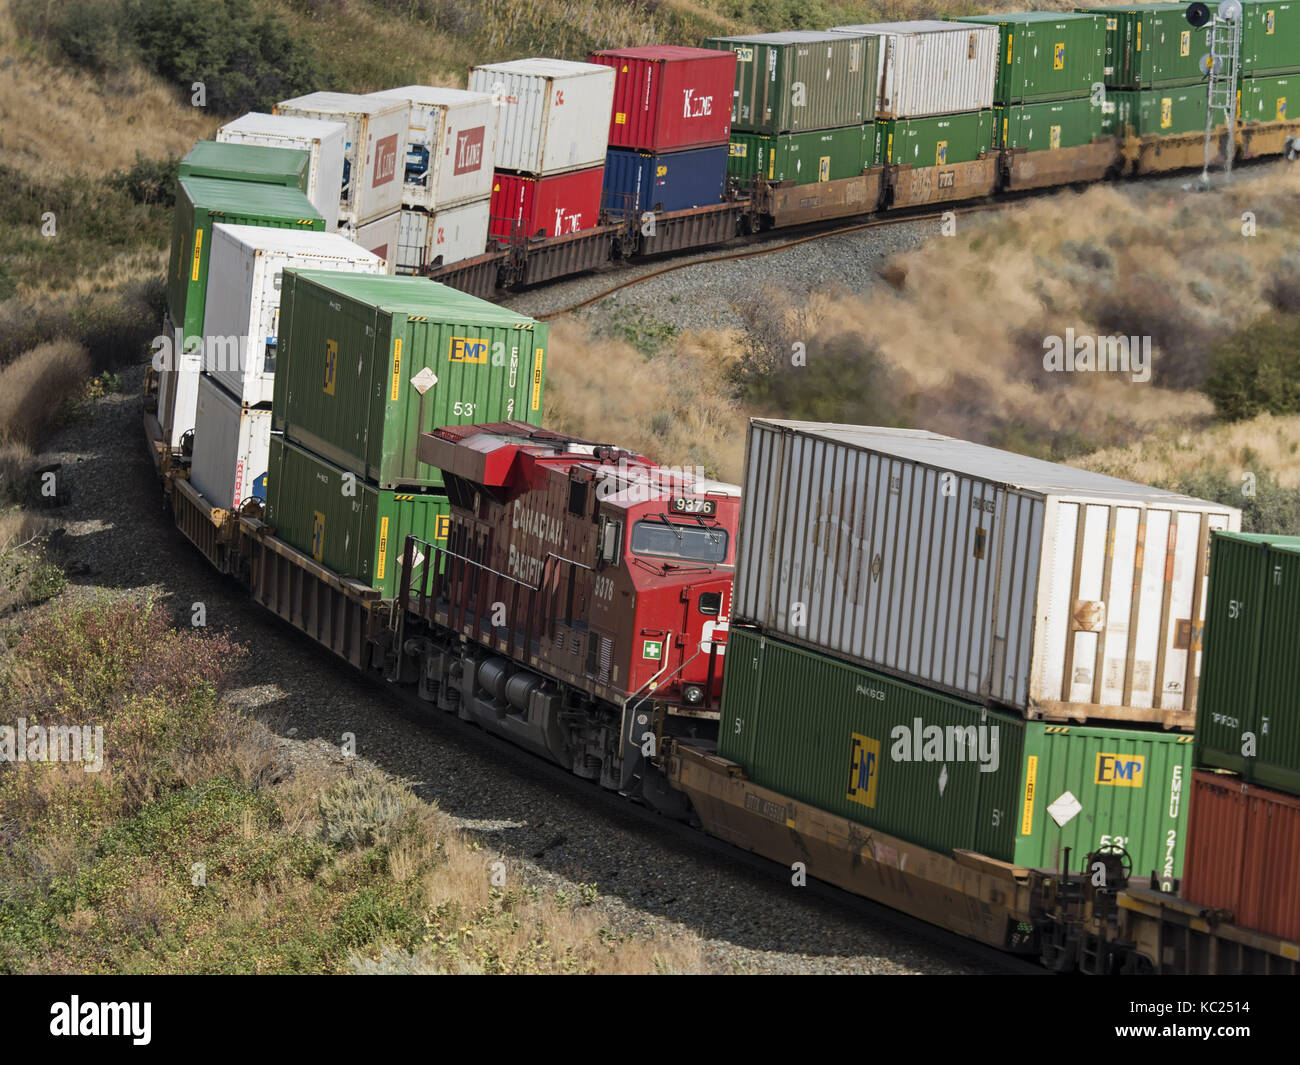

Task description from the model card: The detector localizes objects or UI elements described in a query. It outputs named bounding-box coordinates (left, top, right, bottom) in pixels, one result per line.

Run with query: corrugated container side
left=1075, top=5, right=1215, bottom=88
left=216, top=113, right=348, bottom=230
left=590, top=47, right=737, bottom=151
left=602, top=145, right=727, bottom=216
left=1104, top=84, right=1209, bottom=136
left=726, top=126, right=873, bottom=185
left=191, top=374, right=272, bottom=510
left=734, top=420, right=1238, bottom=718
left=996, top=97, right=1103, bottom=150
left=952, top=13, right=1107, bottom=104
left=1239, top=0, right=1300, bottom=75
left=353, top=211, right=400, bottom=270
left=880, top=110, right=993, bottom=166
left=829, top=22, right=999, bottom=118
left=704, top=33, right=880, bottom=135
left=395, top=199, right=491, bottom=274
left=178, top=141, right=311, bottom=192
left=266, top=436, right=449, bottom=599
left=1239, top=73, right=1293, bottom=122
left=489, top=166, right=604, bottom=239
left=467, top=60, right=615, bottom=175
left=276, top=271, right=547, bottom=489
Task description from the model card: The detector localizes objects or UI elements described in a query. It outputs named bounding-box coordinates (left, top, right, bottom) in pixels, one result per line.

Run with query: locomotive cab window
left=698, top=592, right=722, bottom=616
left=631, top=520, right=728, bottom=564
left=568, top=479, right=588, bottom=516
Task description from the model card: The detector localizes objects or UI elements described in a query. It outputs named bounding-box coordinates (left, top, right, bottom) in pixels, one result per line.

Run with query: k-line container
left=202, top=224, right=386, bottom=408
left=395, top=200, right=491, bottom=274
left=273, top=271, right=547, bottom=489
left=1239, top=73, right=1292, bottom=122
left=719, top=628, right=1194, bottom=878
left=468, top=59, right=615, bottom=176
left=703, top=31, right=880, bottom=135
left=735, top=421, right=1240, bottom=721
left=1099, top=84, right=1209, bottom=136
left=353, top=211, right=400, bottom=271
left=995, top=97, right=1103, bottom=150
left=166, top=177, right=324, bottom=347
left=489, top=165, right=604, bottom=239
left=950, top=12, right=1107, bottom=104
left=727, top=125, right=874, bottom=185
left=178, top=141, right=310, bottom=193
left=366, top=86, right=497, bottom=210
left=1196, top=533, right=1300, bottom=794
left=275, top=92, right=408, bottom=227
left=828, top=21, right=1000, bottom=119
left=1075, top=3, right=1212, bottom=88
left=190, top=374, right=272, bottom=511
left=216, top=112, right=348, bottom=230
left=266, top=435, right=449, bottom=599
left=588, top=46, right=736, bottom=151
left=1181, top=770, right=1300, bottom=943
left=878, top=110, right=994, bottom=167
left=602, top=145, right=727, bottom=216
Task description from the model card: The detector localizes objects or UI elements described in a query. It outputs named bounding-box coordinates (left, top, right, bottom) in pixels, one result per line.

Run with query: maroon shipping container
left=589, top=46, right=736, bottom=152
left=489, top=166, right=604, bottom=240
left=1181, top=769, right=1300, bottom=943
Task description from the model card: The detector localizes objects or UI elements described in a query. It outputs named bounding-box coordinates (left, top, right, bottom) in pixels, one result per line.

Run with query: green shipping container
left=953, top=12, right=1107, bottom=103
left=1239, top=1, right=1300, bottom=76
left=877, top=110, right=993, bottom=167
left=1076, top=3, right=1212, bottom=88
left=178, top=141, right=311, bottom=193
left=266, top=436, right=449, bottom=599
left=1196, top=532, right=1300, bottom=795
left=720, top=628, right=1195, bottom=881
left=1239, top=73, right=1293, bottom=122
left=275, top=271, right=547, bottom=490
left=167, top=177, right=324, bottom=346
left=995, top=96, right=1104, bottom=150
left=703, top=31, right=880, bottom=134
left=726, top=124, right=874, bottom=185
left=1100, top=84, right=1209, bottom=136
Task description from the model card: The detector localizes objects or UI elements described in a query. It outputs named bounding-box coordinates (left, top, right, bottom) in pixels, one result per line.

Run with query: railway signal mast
left=1187, top=0, right=1243, bottom=184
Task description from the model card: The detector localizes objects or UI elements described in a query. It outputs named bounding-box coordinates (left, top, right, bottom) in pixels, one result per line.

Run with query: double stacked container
left=188, top=224, right=387, bottom=510
left=178, top=141, right=310, bottom=193
left=1235, top=2, right=1300, bottom=127
left=366, top=86, right=498, bottom=273
left=468, top=59, right=615, bottom=240
left=708, top=31, right=881, bottom=188
left=588, top=47, right=736, bottom=217
left=216, top=112, right=348, bottom=229
left=161, top=178, right=324, bottom=451
left=274, top=92, right=408, bottom=237
left=268, top=271, right=549, bottom=596
left=952, top=13, right=1107, bottom=152
left=830, top=22, right=1000, bottom=169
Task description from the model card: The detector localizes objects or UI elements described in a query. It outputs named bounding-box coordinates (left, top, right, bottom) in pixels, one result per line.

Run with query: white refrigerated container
left=191, top=373, right=273, bottom=510
left=216, top=112, right=347, bottom=230
left=394, top=200, right=490, bottom=273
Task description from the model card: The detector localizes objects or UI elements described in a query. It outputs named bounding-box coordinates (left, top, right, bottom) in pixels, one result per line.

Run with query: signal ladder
left=1201, top=5, right=1243, bottom=182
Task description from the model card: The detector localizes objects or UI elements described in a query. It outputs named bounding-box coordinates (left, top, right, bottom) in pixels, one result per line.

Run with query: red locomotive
left=396, top=422, right=740, bottom=800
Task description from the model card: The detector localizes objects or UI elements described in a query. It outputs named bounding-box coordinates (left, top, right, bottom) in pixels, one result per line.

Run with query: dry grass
left=0, top=340, right=91, bottom=446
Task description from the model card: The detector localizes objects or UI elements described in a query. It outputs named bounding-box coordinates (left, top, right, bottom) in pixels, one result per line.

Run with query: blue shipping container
left=602, top=144, right=728, bottom=217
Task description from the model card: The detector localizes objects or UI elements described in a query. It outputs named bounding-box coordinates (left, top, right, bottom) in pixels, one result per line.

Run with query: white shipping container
left=367, top=87, right=497, bottom=210
left=191, top=374, right=273, bottom=510
left=203, top=224, right=387, bottom=407
left=829, top=21, right=999, bottom=118
left=395, top=200, right=490, bottom=274
left=468, top=59, right=614, bottom=175
left=216, top=112, right=348, bottom=231
left=275, top=92, right=407, bottom=227
left=161, top=344, right=204, bottom=452
left=351, top=212, right=401, bottom=272
left=736, top=421, right=1241, bottom=723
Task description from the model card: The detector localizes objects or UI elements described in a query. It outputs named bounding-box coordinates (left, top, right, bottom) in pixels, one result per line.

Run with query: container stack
left=274, top=92, right=409, bottom=263
left=827, top=21, right=1001, bottom=172
left=1234, top=1, right=1300, bottom=128
left=187, top=225, right=386, bottom=511
left=950, top=13, right=1107, bottom=154
left=216, top=113, right=348, bottom=230
left=1181, top=533, right=1300, bottom=944
left=467, top=59, right=615, bottom=240
left=266, top=272, right=549, bottom=596
left=586, top=47, right=736, bottom=219
left=718, top=420, right=1242, bottom=884
left=705, top=31, right=880, bottom=190
left=366, top=86, right=498, bottom=274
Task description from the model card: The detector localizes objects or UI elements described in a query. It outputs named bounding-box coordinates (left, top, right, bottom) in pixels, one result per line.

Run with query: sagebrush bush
left=1204, top=314, right=1300, bottom=422
left=318, top=772, right=415, bottom=849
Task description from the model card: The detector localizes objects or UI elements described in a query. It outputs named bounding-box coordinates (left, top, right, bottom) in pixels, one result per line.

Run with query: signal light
left=1186, top=2, right=1212, bottom=26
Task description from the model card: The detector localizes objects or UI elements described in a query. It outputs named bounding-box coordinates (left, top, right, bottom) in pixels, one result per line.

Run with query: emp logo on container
left=373, top=134, right=400, bottom=187
left=449, top=337, right=489, bottom=363
left=846, top=732, right=880, bottom=808
left=453, top=127, right=486, bottom=175
left=1095, top=752, right=1145, bottom=788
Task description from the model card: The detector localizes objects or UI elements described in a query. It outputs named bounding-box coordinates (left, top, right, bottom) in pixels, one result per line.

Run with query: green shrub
left=1204, top=314, right=1300, bottom=421
left=318, top=773, right=415, bottom=849
left=1169, top=468, right=1300, bottom=536
left=110, top=154, right=180, bottom=208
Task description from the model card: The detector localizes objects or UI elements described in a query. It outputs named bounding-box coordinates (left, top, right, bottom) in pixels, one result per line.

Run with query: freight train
left=137, top=3, right=1300, bottom=975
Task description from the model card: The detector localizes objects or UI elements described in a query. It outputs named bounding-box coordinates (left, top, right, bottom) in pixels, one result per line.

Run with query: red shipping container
left=589, top=46, right=736, bottom=152
left=1181, top=769, right=1300, bottom=943
left=489, top=166, right=604, bottom=240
